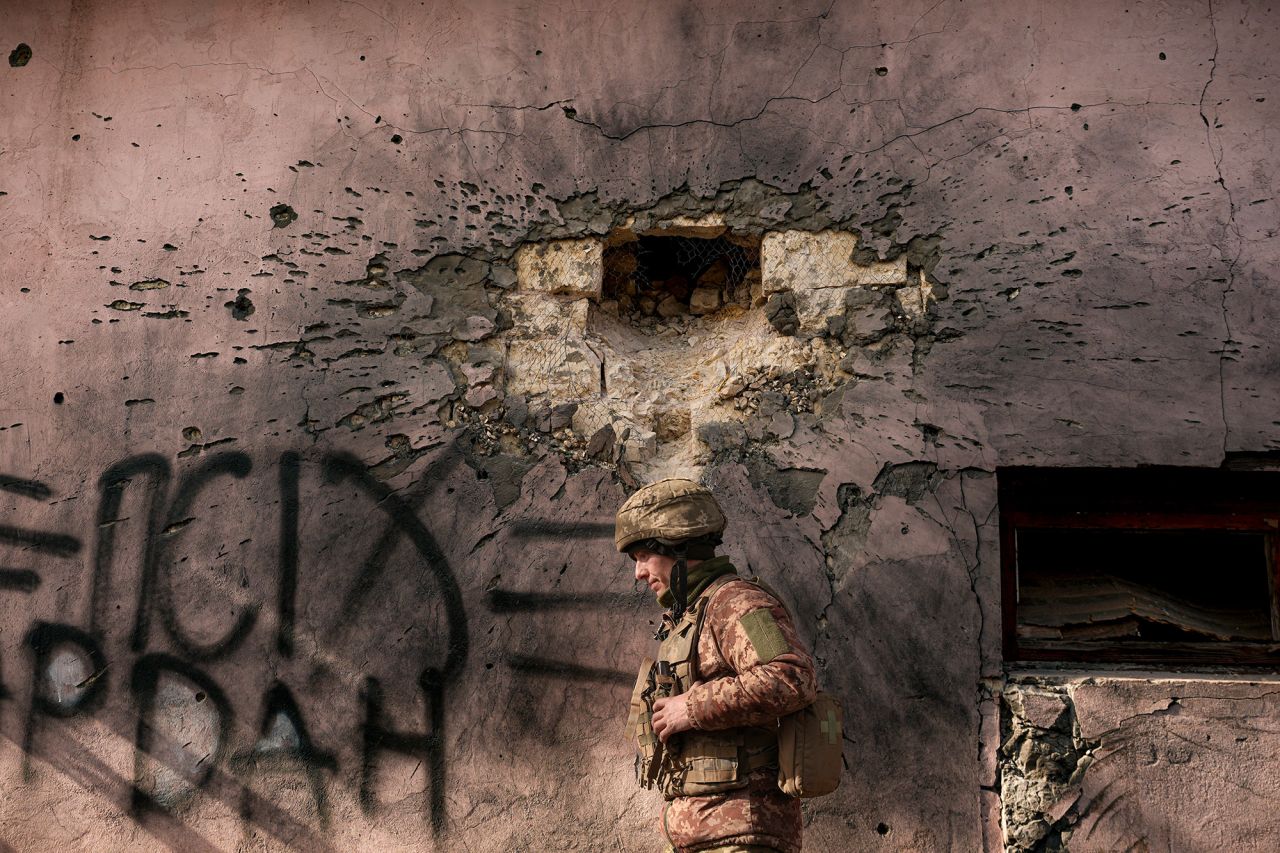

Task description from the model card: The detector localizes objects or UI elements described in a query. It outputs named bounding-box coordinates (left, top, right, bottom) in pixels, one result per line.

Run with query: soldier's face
left=632, top=549, right=675, bottom=596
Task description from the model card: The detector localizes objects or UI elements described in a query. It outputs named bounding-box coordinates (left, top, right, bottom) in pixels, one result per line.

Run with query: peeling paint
left=2, top=1, right=1279, bottom=849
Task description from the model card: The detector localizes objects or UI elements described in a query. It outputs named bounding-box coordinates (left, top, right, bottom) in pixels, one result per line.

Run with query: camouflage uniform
left=617, top=479, right=818, bottom=853
left=658, top=566, right=817, bottom=853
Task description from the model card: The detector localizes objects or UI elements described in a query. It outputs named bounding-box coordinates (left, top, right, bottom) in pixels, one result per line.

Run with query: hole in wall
left=499, top=221, right=938, bottom=477
left=580, top=229, right=772, bottom=463
left=502, top=224, right=902, bottom=475
left=602, top=234, right=761, bottom=326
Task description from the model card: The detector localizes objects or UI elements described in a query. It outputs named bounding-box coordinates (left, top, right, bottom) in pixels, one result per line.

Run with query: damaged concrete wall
left=1000, top=678, right=1280, bottom=851
left=1, top=0, right=1278, bottom=850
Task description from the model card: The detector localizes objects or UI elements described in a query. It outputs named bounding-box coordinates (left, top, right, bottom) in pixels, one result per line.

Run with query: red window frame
left=999, top=466, right=1280, bottom=667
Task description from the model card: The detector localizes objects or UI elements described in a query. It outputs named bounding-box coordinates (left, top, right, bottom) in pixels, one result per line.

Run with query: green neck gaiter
left=657, top=554, right=737, bottom=610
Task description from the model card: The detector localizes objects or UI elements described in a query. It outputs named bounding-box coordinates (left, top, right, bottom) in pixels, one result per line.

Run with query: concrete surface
left=1, top=0, right=1279, bottom=850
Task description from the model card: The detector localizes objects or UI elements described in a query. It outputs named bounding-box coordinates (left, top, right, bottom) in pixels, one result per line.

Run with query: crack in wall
left=1198, top=0, right=1243, bottom=460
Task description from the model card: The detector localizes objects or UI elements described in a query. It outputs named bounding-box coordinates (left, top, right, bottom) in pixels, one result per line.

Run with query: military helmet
left=614, top=478, right=726, bottom=554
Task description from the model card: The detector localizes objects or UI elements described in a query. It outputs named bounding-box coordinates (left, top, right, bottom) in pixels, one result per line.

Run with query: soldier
left=620, top=478, right=818, bottom=853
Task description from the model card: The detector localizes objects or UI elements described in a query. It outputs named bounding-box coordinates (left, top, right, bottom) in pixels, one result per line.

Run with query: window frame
left=999, top=466, right=1280, bottom=668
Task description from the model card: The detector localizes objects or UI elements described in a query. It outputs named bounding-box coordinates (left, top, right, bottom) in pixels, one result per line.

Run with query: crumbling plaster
left=500, top=226, right=934, bottom=480
left=2, top=0, right=1279, bottom=850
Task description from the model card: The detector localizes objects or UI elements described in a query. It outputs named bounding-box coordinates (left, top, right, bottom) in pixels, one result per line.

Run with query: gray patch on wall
left=744, top=456, right=825, bottom=517
left=821, top=462, right=945, bottom=580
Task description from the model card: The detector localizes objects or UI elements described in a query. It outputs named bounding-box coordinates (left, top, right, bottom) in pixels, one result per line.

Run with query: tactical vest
left=626, top=575, right=779, bottom=799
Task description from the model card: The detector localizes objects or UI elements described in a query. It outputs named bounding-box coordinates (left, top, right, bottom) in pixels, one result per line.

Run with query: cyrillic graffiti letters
left=359, top=668, right=447, bottom=831
left=151, top=453, right=259, bottom=661
left=129, top=653, right=232, bottom=815
left=235, top=681, right=336, bottom=823
left=22, top=622, right=108, bottom=778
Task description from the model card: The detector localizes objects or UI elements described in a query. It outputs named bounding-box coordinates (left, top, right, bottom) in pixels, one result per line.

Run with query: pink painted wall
left=2, top=1, right=1279, bottom=850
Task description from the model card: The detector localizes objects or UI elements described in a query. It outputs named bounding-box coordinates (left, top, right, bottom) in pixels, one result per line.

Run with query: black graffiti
left=130, top=653, right=233, bottom=815
left=485, top=589, right=642, bottom=612
left=509, top=520, right=614, bottom=539
left=0, top=471, right=51, bottom=499
left=148, top=452, right=259, bottom=661
left=276, top=452, right=301, bottom=656
left=360, top=669, right=447, bottom=831
left=12, top=635, right=341, bottom=851
left=0, top=568, right=39, bottom=592
left=0, top=478, right=63, bottom=700
left=93, top=453, right=264, bottom=659
left=93, top=453, right=288, bottom=662
left=324, top=452, right=468, bottom=680
left=327, top=449, right=461, bottom=628
left=91, top=454, right=170, bottom=640
left=22, top=622, right=109, bottom=778
left=504, top=654, right=633, bottom=686
left=234, top=681, right=336, bottom=823
left=0, top=445, right=645, bottom=838
left=0, top=524, right=80, bottom=556
left=0, top=474, right=52, bottom=500
left=486, top=589, right=640, bottom=686
left=0, top=478, right=68, bottom=701
left=321, top=451, right=467, bottom=835
left=0, top=474, right=76, bottom=559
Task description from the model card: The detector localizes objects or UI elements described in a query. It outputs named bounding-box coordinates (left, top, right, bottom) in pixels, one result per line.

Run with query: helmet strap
left=671, top=545, right=689, bottom=621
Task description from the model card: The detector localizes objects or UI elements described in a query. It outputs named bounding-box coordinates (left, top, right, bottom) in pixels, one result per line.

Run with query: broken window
left=999, top=467, right=1280, bottom=666
left=602, top=234, right=761, bottom=324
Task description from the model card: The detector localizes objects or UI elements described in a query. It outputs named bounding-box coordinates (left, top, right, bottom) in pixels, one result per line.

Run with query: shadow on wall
left=4, top=450, right=462, bottom=841
left=3, top=444, right=1005, bottom=850
left=0, top=445, right=645, bottom=848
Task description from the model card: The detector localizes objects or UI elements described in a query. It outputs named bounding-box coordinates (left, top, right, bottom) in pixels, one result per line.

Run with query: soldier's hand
left=651, top=694, right=695, bottom=743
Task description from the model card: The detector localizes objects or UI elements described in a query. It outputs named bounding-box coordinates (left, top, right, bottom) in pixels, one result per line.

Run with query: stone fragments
left=656, top=295, right=686, bottom=318
left=451, top=315, right=496, bottom=341
left=504, top=338, right=600, bottom=400
left=514, top=238, right=604, bottom=298
left=488, top=226, right=928, bottom=479
left=1000, top=685, right=1095, bottom=852
left=838, top=289, right=896, bottom=346
left=895, top=269, right=934, bottom=321
left=499, top=289, right=598, bottom=401
left=647, top=213, right=727, bottom=238
left=621, top=427, right=657, bottom=463
left=690, top=287, right=721, bottom=314
left=761, top=230, right=909, bottom=336
left=762, top=230, right=862, bottom=295
left=462, top=361, right=499, bottom=408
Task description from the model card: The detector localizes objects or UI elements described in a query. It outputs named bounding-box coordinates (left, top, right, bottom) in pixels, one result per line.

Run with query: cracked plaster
left=2, top=0, right=1280, bottom=850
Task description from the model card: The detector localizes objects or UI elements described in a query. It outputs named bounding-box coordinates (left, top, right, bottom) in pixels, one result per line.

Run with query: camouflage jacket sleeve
left=683, top=581, right=818, bottom=731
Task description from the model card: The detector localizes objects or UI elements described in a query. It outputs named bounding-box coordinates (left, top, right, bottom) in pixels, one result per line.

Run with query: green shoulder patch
left=739, top=608, right=789, bottom=663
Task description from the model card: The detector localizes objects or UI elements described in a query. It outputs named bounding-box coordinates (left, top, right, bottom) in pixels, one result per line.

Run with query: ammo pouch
left=626, top=656, right=661, bottom=787
left=745, top=576, right=844, bottom=799
left=666, top=728, right=777, bottom=797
